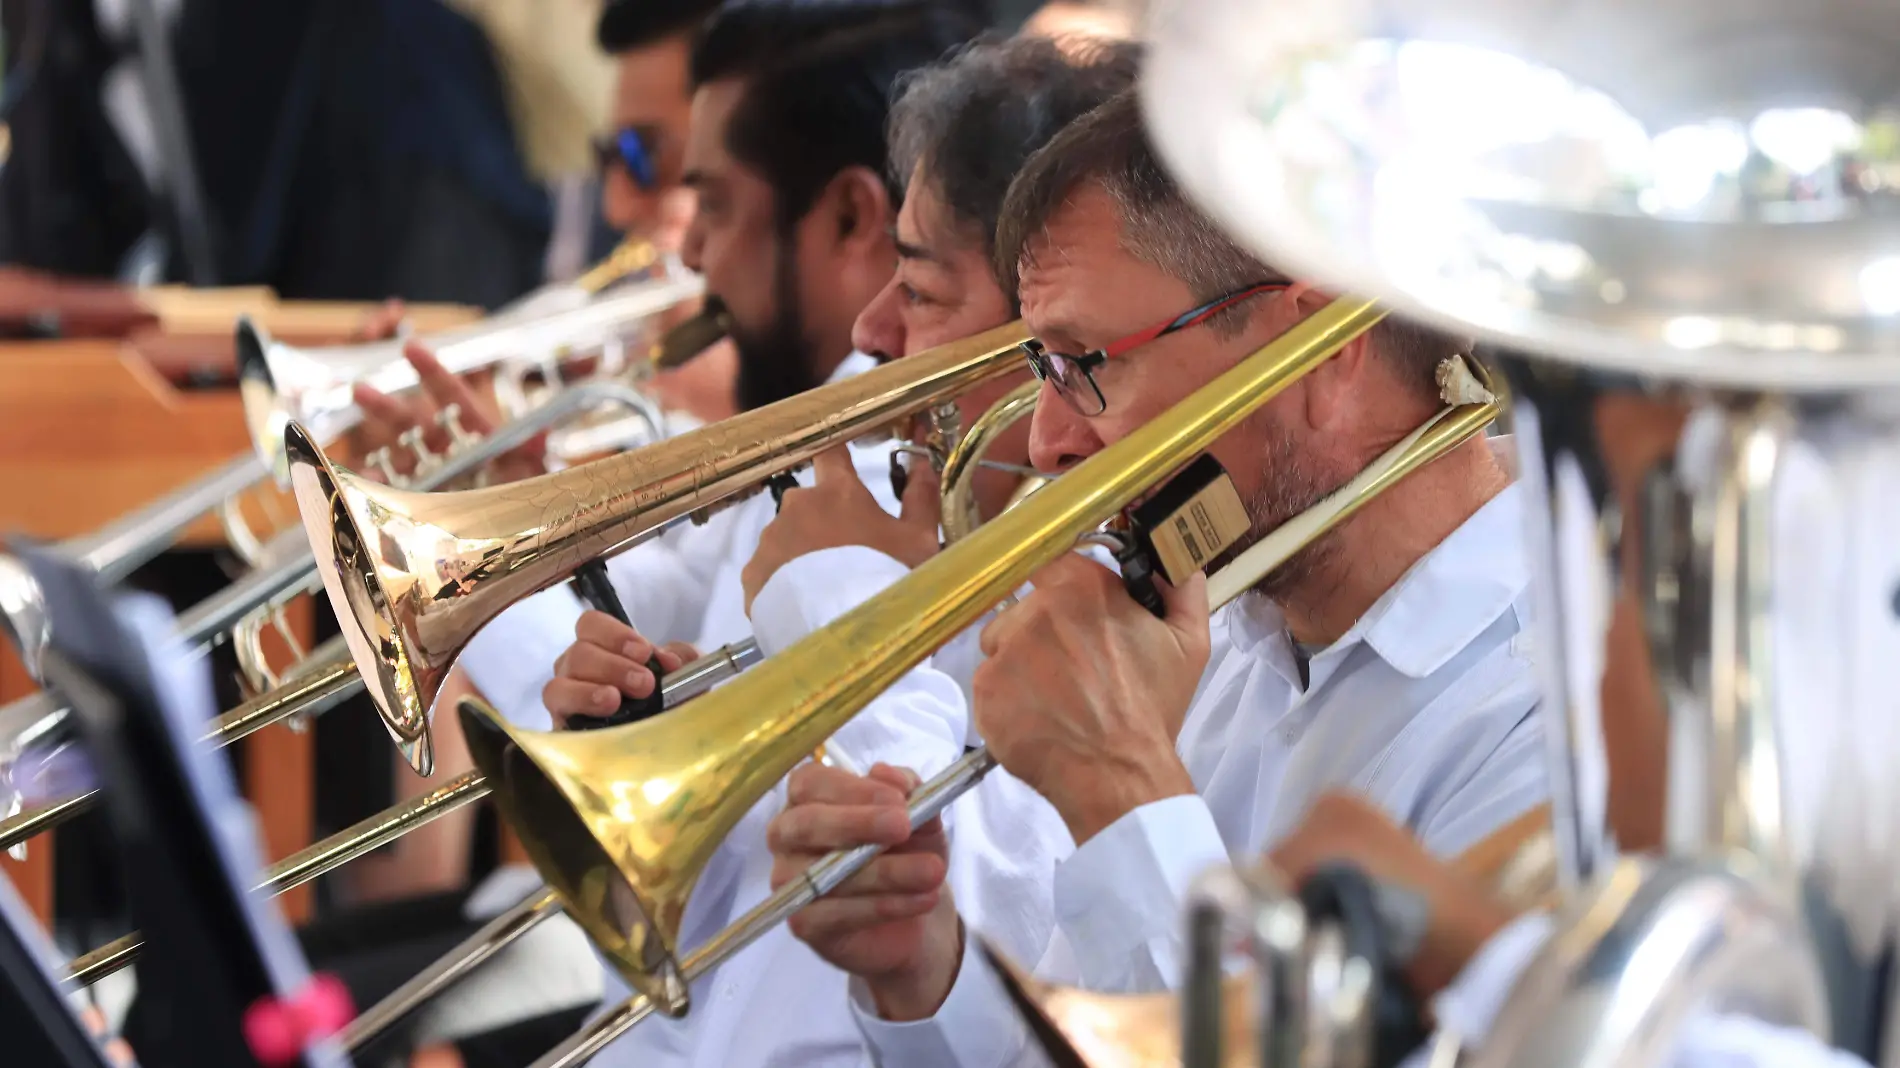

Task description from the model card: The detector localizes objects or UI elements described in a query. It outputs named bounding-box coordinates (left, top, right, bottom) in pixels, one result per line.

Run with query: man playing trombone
left=532, top=32, right=1139, bottom=1068
left=759, top=88, right=1550, bottom=1065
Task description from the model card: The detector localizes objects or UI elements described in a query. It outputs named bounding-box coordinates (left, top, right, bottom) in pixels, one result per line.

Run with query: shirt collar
left=827, top=350, right=879, bottom=384
left=1224, top=481, right=1529, bottom=681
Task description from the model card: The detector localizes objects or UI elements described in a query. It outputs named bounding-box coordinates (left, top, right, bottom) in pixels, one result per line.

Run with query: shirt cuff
left=749, top=545, right=912, bottom=656
left=458, top=584, right=586, bottom=731
left=851, top=932, right=1032, bottom=1068
left=1053, top=794, right=1229, bottom=990
left=1428, top=910, right=1555, bottom=1045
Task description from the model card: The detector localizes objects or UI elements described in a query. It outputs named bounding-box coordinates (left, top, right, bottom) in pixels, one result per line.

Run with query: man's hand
left=348, top=339, right=549, bottom=484
left=1270, top=792, right=1519, bottom=1000
left=972, top=554, right=1208, bottom=844
left=540, top=610, right=696, bottom=728
left=768, top=762, right=962, bottom=1022
left=741, top=447, right=943, bottom=614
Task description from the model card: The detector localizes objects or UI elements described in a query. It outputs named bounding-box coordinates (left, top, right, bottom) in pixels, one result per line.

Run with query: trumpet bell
left=1141, top=0, right=1900, bottom=390
left=457, top=696, right=708, bottom=1017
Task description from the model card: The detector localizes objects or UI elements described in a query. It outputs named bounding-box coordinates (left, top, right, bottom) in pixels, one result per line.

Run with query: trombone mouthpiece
left=650, top=298, right=732, bottom=371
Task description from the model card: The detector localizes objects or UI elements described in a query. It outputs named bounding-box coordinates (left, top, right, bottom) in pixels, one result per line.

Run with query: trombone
left=443, top=297, right=1498, bottom=1039
left=507, top=305, right=1507, bottom=1067
left=282, top=320, right=1034, bottom=776
left=55, top=640, right=759, bottom=989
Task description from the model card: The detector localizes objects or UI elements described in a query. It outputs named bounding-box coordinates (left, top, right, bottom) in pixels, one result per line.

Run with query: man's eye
left=899, top=283, right=930, bottom=307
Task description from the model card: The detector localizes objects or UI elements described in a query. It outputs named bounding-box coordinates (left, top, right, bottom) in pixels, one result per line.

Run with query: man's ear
left=823, top=165, right=895, bottom=248
left=1281, top=287, right=1373, bottom=431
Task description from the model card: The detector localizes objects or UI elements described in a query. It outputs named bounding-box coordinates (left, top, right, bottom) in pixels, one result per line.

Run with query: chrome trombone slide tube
left=62, top=642, right=755, bottom=989
left=0, top=452, right=271, bottom=678
left=67, top=452, right=272, bottom=583
left=529, top=747, right=997, bottom=1068
left=340, top=888, right=566, bottom=1051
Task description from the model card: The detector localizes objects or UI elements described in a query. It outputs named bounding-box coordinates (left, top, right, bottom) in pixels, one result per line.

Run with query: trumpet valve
left=365, top=447, right=401, bottom=485
left=397, top=427, right=441, bottom=476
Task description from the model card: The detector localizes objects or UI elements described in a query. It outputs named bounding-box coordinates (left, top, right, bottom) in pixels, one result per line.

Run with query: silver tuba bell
left=1141, top=0, right=1900, bottom=1062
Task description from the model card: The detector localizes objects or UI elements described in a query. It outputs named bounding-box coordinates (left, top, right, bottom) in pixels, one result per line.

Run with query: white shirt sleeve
left=749, top=544, right=971, bottom=777
left=1045, top=794, right=1231, bottom=992
left=849, top=794, right=1229, bottom=1068
left=850, top=932, right=1046, bottom=1068
left=1406, top=912, right=1871, bottom=1068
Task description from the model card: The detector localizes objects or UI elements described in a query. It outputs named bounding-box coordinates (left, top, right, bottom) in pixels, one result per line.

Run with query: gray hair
left=995, top=89, right=1469, bottom=388
left=887, top=34, right=1141, bottom=309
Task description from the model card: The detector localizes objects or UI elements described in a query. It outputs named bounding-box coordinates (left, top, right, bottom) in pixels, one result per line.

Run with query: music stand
left=0, top=865, right=114, bottom=1068
left=17, top=540, right=349, bottom=1068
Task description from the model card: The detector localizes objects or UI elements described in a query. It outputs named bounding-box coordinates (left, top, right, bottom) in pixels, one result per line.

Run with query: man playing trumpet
left=760, top=88, right=1550, bottom=1065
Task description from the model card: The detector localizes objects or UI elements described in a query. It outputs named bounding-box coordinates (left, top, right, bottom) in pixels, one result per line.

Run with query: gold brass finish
left=939, top=379, right=1042, bottom=545
left=457, top=298, right=1387, bottom=1015
left=289, top=321, right=1032, bottom=776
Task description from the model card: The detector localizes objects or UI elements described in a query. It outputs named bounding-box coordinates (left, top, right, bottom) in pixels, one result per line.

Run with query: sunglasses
left=593, top=126, right=659, bottom=191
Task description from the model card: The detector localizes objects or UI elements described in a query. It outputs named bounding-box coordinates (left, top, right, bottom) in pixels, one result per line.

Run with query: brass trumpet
left=284, top=321, right=1033, bottom=776
left=452, top=296, right=1486, bottom=1021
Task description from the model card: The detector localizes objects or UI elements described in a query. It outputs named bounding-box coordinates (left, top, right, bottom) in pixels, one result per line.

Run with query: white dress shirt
left=818, top=481, right=1550, bottom=1068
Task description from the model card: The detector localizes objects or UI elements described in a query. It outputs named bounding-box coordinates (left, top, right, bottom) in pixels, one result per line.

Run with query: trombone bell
left=459, top=697, right=700, bottom=1016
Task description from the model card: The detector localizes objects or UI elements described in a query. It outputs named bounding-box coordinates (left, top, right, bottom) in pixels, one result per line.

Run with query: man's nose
left=679, top=215, right=708, bottom=275
left=851, top=279, right=905, bottom=359
left=1028, top=377, right=1100, bottom=474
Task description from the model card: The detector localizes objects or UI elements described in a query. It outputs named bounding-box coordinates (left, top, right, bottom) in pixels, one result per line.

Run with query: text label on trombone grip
left=564, top=560, right=666, bottom=730
left=1117, top=454, right=1249, bottom=616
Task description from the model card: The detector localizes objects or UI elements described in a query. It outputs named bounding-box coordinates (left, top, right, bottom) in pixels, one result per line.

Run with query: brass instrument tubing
left=340, top=888, right=566, bottom=1051
left=63, top=642, right=755, bottom=989
left=531, top=748, right=997, bottom=1068
left=0, top=640, right=362, bottom=852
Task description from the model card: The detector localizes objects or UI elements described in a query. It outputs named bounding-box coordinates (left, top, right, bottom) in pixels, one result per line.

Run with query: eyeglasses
left=1021, top=281, right=1291, bottom=416
left=593, top=126, right=659, bottom=191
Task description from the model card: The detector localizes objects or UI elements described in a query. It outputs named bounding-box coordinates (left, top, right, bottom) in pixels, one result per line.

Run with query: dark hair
left=995, top=90, right=1468, bottom=389
left=596, top=0, right=721, bottom=53
left=887, top=34, right=1139, bottom=309
left=688, top=0, right=982, bottom=228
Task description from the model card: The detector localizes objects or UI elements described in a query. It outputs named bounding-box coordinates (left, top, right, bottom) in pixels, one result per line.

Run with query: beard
left=1206, top=410, right=1347, bottom=601
left=726, top=240, right=826, bottom=412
